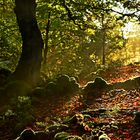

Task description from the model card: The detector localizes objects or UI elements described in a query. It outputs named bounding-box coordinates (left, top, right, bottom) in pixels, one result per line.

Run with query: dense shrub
left=11, top=96, right=35, bottom=133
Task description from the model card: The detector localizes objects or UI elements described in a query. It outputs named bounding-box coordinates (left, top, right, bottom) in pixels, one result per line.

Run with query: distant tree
left=0, top=0, right=20, bottom=69
left=2, top=0, right=138, bottom=86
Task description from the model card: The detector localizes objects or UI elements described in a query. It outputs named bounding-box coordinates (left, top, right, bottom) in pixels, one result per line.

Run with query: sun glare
left=123, top=22, right=134, bottom=32
left=122, top=22, right=138, bottom=38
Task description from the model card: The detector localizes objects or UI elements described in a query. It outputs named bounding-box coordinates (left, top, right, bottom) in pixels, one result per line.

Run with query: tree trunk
left=43, top=12, right=51, bottom=64
left=13, top=0, right=44, bottom=86
left=101, top=14, right=106, bottom=65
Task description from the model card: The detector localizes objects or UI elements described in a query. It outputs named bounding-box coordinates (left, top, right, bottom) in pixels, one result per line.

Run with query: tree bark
left=43, top=12, right=51, bottom=64
left=13, top=0, right=44, bottom=86
left=101, top=14, right=106, bottom=65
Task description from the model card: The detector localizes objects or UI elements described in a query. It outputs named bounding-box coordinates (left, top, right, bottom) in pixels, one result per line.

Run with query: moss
left=56, top=75, right=70, bottom=84
left=94, top=77, right=108, bottom=89
left=32, top=87, right=46, bottom=97
left=84, top=81, right=94, bottom=91
left=45, top=82, right=58, bottom=95
left=69, top=77, right=80, bottom=91
left=45, top=75, right=80, bottom=96
left=54, top=132, right=70, bottom=140
left=56, top=75, right=70, bottom=93
left=112, top=76, right=140, bottom=90
left=16, top=129, right=50, bottom=140
left=15, top=129, right=36, bottom=140
left=66, top=135, right=83, bottom=140
left=98, top=133, right=111, bottom=140
left=134, top=111, right=140, bottom=124
left=84, top=77, right=108, bottom=92
left=54, top=132, right=83, bottom=140
left=35, top=131, right=50, bottom=140
left=46, top=124, right=69, bottom=132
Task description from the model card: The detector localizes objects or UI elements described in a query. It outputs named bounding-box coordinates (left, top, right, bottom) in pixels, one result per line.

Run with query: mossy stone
left=98, top=133, right=111, bottom=140
left=84, top=77, right=108, bottom=92
left=46, top=82, right=58, bottom=95
left=56, top=75, right=70, bottom=84
left=94, top=77, right=108, bottom=89
left=54, top=132, right=83, bottom=140
left=134, top=111, right=140, bottom=124
left=15, top=129, right=36, bottom=140
left=47, top=124, right=69, bottom=132
left=32, top=87, right=46, bottom=97
left=54, top=132, right=70, bottom=140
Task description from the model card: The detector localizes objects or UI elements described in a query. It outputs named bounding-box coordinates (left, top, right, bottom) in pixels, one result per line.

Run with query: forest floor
left=0, top=65, right=140, bottom=140
left=32, top=65, right=140, bottom=140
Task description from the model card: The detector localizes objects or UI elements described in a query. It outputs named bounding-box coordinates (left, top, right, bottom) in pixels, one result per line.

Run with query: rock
left=45, top=82, right=58, bottom=95
left=66, top=135, right=83, bottom=140
left=83, top=77, right=108, bottom=104
left=56, top=75, right=71, bottom=94
left=46, top=124, right=69, bottom=132
left=134, top=111, right=140, bottom=124
left=54, top=132, right=69, bottom=140
left=84, top=77, right=108, bottom=92
left=69, top=77, right=80, bottom=92
left=54, top=132, right=83, bottom=140
left=94, top=77, right=108, bottom=89
left=15, top=129, right=50, bottom=140
left=56, top=75, right=70, bottom=83
left=32, top=87, right=46, bottom=97
left=98, top=133, right=111, bottom=140
left=112, top=77, right=140, bottom=90
left=15, top=128, right=36, bottom=140
left=45, top=75, right=80, bottom=96
left=35, top=131, right=50, bottom=140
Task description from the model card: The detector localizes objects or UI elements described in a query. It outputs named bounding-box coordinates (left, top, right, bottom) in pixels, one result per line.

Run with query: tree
left=13, top=0, right=44, bottom=86
left=1, top=0, right=139, bottom=86
left=0, top=0, right=20, bottom=69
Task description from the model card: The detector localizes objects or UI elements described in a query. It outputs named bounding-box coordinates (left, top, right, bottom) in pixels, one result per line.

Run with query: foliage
left=0, top=0, right=21, bottom=70
left=0, top=0, right=139, bottom=80
left=11, top=96, right=35, bottom=133
left=39, top=0, right=139, bottom=79
left=0, top=0, right=140, bottom=139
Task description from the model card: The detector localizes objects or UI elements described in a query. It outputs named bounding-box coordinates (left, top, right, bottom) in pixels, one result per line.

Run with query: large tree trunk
left=13, top=0, right=44, bottom=86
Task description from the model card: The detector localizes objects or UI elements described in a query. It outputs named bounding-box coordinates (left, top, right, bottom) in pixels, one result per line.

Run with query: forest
left=0, top=0, right=140, bottom=139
